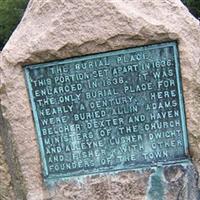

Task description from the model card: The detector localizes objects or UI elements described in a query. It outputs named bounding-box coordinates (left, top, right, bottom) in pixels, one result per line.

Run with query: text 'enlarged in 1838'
left=25, top=42, right=189, bottom=180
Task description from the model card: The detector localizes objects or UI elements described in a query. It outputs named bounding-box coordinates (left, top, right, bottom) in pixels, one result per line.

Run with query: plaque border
left=24, top=41, right=189, bottom=181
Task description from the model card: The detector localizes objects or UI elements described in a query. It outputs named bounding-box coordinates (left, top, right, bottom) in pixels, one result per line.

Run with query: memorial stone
left=0, top=0, right=200, bottom=200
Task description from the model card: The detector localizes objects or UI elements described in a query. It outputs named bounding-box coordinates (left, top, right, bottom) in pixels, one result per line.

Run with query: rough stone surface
left=0, top=137, right=13, bottom=200
left=0, top=0, right=200, bottom=199
left=0, top=102, right=27, bottom=200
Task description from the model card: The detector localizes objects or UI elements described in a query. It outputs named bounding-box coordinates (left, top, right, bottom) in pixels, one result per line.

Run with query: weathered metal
left=25, top=42, right=189, bottom=181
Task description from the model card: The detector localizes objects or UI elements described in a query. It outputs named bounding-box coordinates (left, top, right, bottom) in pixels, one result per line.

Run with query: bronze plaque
left=25, top=42, right=189, bottom=181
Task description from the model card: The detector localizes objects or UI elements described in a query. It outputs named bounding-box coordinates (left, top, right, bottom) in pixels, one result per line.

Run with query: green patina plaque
left=25, top=42, right=189, bottom=181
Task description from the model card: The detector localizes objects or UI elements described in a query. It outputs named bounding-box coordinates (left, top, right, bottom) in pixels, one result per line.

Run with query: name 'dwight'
left=25, top=42, right=189, bottom=180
